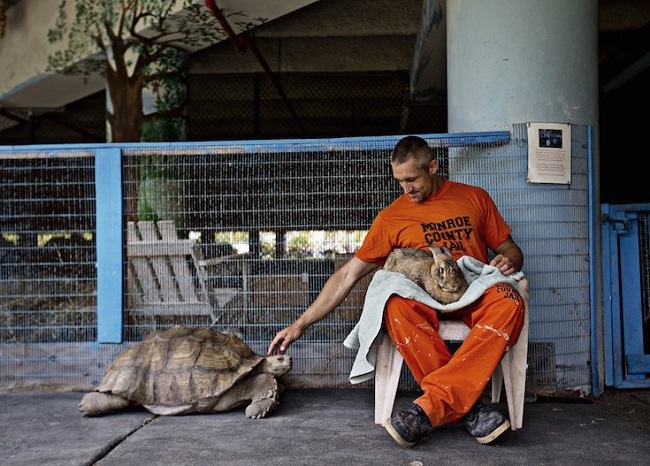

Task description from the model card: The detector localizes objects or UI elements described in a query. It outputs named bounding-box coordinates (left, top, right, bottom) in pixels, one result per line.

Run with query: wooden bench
left=126, top=220, right=247, bottom=318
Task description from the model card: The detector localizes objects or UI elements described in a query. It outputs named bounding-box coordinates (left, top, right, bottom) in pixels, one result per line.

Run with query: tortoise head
left=262, top=354, right=292, bottom=376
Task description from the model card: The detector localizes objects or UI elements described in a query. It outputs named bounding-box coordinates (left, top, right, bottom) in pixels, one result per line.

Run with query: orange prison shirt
left=355, top=180, right=512, bottom=264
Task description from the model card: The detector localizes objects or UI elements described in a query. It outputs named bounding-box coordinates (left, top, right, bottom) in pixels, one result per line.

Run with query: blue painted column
left=446, top=0, right=601, bottom=394
left=447, top=0, right=598, bottom=132
left=95, top=148, right=123, bottom=343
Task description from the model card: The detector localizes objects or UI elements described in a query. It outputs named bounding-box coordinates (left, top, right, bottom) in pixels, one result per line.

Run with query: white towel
left=343, top=256, right=526, bottom=384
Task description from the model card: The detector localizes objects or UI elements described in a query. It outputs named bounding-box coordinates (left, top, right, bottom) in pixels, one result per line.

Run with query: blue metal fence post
left=600, top=204, right=615, bottom=387
left=618, top=211, right=645, bottom=381
left=607, top=208, right=625, bottom=386
left=95, top=148, right=123, bottom=343
left=588, top=125, right=603, bottom=396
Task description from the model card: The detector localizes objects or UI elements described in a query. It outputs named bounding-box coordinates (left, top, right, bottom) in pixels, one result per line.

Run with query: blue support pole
left=587, top=126, right=603, bottom=397
left=600, top=204, right=615, bottom=387
left=588, top=126, right=602, bottom=396
left=95, top=148, right=123, bottom=343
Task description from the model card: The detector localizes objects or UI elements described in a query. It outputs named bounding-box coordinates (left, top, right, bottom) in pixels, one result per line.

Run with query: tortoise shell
left=97, top=326, right=263, bottom=407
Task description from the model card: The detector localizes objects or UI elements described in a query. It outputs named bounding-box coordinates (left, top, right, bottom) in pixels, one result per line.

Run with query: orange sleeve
left=354, top=212, right=393, bottom=266
left=477, top=188, right=512, bottom=250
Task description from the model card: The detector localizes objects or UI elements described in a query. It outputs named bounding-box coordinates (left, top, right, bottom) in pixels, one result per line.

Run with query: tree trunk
left=106, top=65, right=145, bottom=142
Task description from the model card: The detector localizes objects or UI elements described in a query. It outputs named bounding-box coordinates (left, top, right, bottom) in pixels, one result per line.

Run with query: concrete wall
left=191, top=0, right=422, bottom=74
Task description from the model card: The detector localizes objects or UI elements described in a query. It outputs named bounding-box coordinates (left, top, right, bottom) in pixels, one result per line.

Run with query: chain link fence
left=0, top=150, right=97, bottom=389
left=119, top=140, right=450, bottom=389
left=1, top=129, right=592, bottom=395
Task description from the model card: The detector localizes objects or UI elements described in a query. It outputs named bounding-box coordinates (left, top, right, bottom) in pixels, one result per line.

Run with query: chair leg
left=374, top=332, right=404, bottom=425
left=491, top=364, right=504, bottom=403
left=501, top=311, right=529, bottom=430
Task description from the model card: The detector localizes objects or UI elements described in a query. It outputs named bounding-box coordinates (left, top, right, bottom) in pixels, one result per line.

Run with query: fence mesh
left=0, top=151, right=97, bottom=388
left=478, top=124, right=591, bottom=392
left=0, top=130, right=592, bottom=394
left=120, top=141, right=449, bottom=388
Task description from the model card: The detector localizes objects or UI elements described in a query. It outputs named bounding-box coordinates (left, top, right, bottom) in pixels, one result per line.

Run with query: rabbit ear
left=429, top=246, right=451, bottom=257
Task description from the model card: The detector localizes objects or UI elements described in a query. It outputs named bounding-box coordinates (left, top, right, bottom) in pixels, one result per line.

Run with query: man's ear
left=429, top=159, right=438, bottom=175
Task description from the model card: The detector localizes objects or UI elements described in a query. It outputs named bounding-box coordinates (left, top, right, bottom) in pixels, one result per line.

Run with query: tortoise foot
left=245, top=398, right=279, bottom=419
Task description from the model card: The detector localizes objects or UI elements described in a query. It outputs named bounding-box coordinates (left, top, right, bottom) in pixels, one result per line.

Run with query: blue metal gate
left=602, top=203, right=650, bottom=387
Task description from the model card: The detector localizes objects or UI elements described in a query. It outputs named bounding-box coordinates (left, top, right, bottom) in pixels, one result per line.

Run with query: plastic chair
left=374, top=288, right=529, bottom=430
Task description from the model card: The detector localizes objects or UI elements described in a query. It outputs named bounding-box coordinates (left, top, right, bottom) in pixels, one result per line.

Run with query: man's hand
left=490, top=254, right=517, bottom=275
left=267, top=322, right=304, bottom=355
left=491, top=236, right=524, bottom=275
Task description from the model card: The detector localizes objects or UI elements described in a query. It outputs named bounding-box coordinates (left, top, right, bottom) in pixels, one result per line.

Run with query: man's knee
left=493, top=284, right=525, bottom=313
left=491, top=284, right=526, bottom=343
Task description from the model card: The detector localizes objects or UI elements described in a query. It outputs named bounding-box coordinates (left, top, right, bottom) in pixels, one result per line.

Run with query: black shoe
left=464, top=400, right=510, bottom=444
left=384, top=403, right=434, bottom=448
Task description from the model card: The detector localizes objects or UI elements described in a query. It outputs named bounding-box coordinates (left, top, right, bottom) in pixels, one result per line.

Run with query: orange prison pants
left=384, top=284, right=525, bottom=427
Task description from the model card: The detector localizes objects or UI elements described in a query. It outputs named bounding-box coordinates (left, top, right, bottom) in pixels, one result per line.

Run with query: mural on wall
left=46, top=1, right=264, bottom=222
left=46, top=0, right=262, bottom=142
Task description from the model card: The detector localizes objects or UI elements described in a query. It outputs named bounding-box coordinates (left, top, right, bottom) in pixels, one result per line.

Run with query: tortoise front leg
left=244, top=374, right=279, bottom=419
left=214, top=373, right=279, bottom=418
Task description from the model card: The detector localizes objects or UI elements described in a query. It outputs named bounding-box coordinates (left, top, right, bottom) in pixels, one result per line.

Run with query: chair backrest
left=126, top=220, right=211, bottom=315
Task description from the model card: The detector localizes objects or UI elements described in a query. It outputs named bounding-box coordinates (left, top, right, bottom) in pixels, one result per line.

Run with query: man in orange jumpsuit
left=268, top=135, right=525, bottom=447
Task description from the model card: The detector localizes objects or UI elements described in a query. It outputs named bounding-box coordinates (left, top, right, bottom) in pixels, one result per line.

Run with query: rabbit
left=383, top=246, right=468, bottom=304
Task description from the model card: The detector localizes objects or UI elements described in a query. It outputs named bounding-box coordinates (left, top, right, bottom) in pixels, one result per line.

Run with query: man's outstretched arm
left=267, top=256, right=378, bottom=355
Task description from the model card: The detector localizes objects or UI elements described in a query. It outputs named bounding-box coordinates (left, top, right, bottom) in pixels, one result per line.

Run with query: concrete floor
left=3, top=388, right=650, bottom=466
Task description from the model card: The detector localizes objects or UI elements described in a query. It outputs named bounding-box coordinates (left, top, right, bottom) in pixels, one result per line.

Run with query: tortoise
left=383, top=246, right=468, bottom=304
left=79, top=326, right=292, bottom=419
